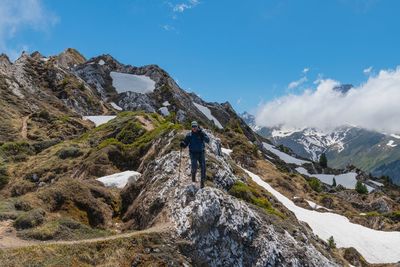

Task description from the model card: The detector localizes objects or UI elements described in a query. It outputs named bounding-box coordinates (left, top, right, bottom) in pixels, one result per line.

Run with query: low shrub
left=327, top=236, right=336, bottom=249
left=355, top=180, right=368, bottom=194
left=308, top=177, right=322, bottom=192
left=0, top=142, right=34, bottom=160
left=14, top=208, right=46, bottom=229
left=18, top=218, right=111, bottom=241
left=116, top=121, right=144, bottom=144
left=229, top=181, right=284, bottom=218
left=385, top=211, right=400, bottom=222
left=0, top=165, right=9, bottom=190
left=57, top=147, right=83, bottom=159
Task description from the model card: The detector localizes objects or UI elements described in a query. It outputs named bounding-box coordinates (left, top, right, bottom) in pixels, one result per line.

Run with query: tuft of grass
left=18, top=218, right=112, bottom=241
left=0, top=142, right=34, bottom=161
left=229, top=181, right=284, bottom=218
left=116, top=121, right=144, bottom=144
left=385, top=211, right=400, bottom=222
left=0, top=164, right=9, bottom=190
left=14, top=208, right=46, bottom=230
left=308, top=177, right=322, bottom=192
left=57, top=146, right=83, bottom=159
left=364, top=211, right=381, bottom=217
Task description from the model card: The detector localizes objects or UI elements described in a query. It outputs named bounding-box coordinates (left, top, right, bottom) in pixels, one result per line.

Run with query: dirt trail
left=136, top=115, right=155, bottom=131
left=0, top=221, right=171, bottom=250
left=0, top=220, right=33, bottom=249
left=21, top=115, right=30, bottom=139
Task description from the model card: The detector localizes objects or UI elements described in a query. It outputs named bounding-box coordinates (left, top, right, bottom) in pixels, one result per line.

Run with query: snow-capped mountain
left=241, top=112, right=400, bottom=185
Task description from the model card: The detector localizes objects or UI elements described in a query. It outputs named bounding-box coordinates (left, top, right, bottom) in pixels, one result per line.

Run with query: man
left=180, top=121, right=210, bottom=188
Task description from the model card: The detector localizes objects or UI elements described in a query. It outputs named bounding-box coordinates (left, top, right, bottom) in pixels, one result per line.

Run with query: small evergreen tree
left=355, top=180, right=368, bottom=194
left=319, top=153, right=328, bottom=168
left=308, top=177, right=322, bottom=192
left=332, top=177, right=337, bottom=187
left=327, top=236, right=336, bottom=249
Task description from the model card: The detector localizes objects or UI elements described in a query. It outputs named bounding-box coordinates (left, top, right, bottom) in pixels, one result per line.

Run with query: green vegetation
left=0, top=164, right=9, bottom=190
left=327, top=236, right=336, bottom=249
left=319, top=153, right=328, bottom=168
left=355, top=180, right=368, bottom=194
left=116, top=121, right=144, bottom=144
left=308, top=177, right=322, bottom=192
left=0, top=141, right=34, bottom=161
left=57, top=146, right=83, bottom=159
left=277, top=144, right=291, bottom=154
left=18, top=218, right=111, bottom=241
left=385, top=211, right=400, bottom=222
left=0, top=231, right=186, bottom=267
left=0, top=199, right=22, bottom=220
left=332, top=177, right=337, bottom=187
left=14, top=208, right=46, bottom=230
left=229, top=180, right=284, bottom=218
left=96, top=113, right=182, bottom=170
left=78, top=82, right=85, bottom=91
left=364, top=211, right=380, bottom=217
left=37, top=110, right=52, bottom=121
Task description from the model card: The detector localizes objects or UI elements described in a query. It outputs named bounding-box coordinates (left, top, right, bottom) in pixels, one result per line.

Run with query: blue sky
left=1, top=0, right=400, bottom=114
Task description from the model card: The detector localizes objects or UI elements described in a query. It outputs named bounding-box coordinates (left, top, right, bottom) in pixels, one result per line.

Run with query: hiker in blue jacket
left=180, top=121, right=210, bottom=188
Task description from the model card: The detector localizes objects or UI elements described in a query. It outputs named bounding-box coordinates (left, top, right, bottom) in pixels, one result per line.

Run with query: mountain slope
left=1, top=49, right=399, bottom=265
left=242, top=112, right=400, bottom=185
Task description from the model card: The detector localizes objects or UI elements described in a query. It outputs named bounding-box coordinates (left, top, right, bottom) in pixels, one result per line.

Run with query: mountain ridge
left=0, top=49, right=399, bottom=265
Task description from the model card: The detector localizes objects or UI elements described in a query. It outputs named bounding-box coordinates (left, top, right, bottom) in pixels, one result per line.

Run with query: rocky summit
left=0, top=49, right=399, bottom=266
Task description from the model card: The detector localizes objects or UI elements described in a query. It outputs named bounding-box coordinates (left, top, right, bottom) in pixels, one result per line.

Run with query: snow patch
left=110, top=71, right=155, bottom=94
left=243, top=168, right=400, bottom=264
left=390, top=134, right=400, bottom=139
left=193, top=102, right=223, bottom=129
left=97, top=171, right=141, bottom=189
left=98, top=59, right=105, bottom=65
left=110, top=102, right=122, bottom=111
left=271, top=127, right=301, bottom=138
left=159, top=107, right=170, bottom=116
left=162, top=101, right=170, bottom=106
left=305, top=200, right=331, bottom=211
left=295, top=167, right=372, bottom=192
left=84, top=116, right=116, bottom=126
left=221, top=148, right=233, bottom=155
left=263, top=142, right=309, bottom=165
left=387, top=140, right=397, bottom=147
left=369, top=180, right=384, bottom=187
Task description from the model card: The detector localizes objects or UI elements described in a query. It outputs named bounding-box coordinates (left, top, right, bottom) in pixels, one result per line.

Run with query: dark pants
left=190, top=151, right=206, bottom=188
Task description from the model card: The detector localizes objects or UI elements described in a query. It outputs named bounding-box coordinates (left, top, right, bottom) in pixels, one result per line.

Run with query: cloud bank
left=256, top=67, right=400, bottom=133
left=0, top=0, right=57, bottom=60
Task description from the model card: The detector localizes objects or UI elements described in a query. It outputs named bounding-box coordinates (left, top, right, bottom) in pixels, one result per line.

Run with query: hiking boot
left=191, top=173, right=196, bottom=182
left=200, top=179, right=205, bottom=189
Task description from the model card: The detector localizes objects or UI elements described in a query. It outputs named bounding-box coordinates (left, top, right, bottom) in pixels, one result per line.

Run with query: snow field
left=243, top=168, right=400, bottom=264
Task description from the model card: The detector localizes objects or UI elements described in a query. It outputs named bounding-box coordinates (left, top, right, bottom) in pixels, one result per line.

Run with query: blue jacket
left=182, top=130, right=210, bottom=153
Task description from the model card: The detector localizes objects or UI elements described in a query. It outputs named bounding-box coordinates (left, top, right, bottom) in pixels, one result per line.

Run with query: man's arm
left=180, top=133, right=190, bottom=148
left=199, top=128, right=210, bottom=143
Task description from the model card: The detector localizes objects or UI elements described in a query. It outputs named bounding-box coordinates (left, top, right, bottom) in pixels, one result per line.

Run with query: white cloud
left=172, top=0, right=200, bottom=13
left=303, top=67, right=310, bottom=74
left=0, top=0, right=58, bottom=60
left=363, top=66, right=373, bottom=75
left=161, top=24, right=176, bottom=32
left=288, top=76, right=307, bottom=89
left=256, top=67, right=400, bottom=133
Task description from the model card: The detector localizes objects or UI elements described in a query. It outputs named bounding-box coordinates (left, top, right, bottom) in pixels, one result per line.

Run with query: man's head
left=191, top=121, right=199, bottom=132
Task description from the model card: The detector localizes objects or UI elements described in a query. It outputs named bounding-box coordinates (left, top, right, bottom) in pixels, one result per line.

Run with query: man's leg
left=190, top=152, right=198, bottom=182
left=200, top=152, right=206, bottom=188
